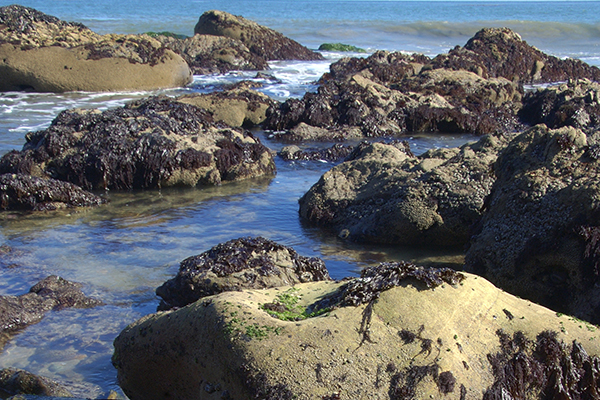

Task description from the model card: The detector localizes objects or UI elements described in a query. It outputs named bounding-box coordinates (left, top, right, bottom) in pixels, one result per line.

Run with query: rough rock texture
left=176, top=86, right=276, bottom=127
left=432, top=27, right=600, bottom=84
left=156, top=236, right=331, bottom=310
left=0, top=5, right=192, bottom=92
left=0, top=368, right=73, bottom=398
left=194, top=10, right=323, bottom=61
left=154, top=33, right=268, bottom=75
left=0, top=275, right=102, bottom=350
left=0, top=96, right=276, bottom=190
left=264, top=49, right=524, bottom=138
left=279, top=143, right=354, bottom=162
left=465, top=124, right=600, bottom=324
left=299, top=133, right=512, bottom=245
left=113, top=265, right=600, bottom=400
left=520, top=78, right=600, bottom=131
left=0, top=173, right=106, bottom=211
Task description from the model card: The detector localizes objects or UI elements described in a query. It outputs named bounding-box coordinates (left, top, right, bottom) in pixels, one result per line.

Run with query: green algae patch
left=318, top=43, right=367, bottom=53
left=260, top=286, right=331, bottom=321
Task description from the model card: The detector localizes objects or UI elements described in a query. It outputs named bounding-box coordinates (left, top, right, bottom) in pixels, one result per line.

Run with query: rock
left=0, top=275, right=102, bottom=350
left=155, top=236, right=331, bottom=310
left=465, top=124, right=600, bottom=324
left=431, top=27, right=600, bottom=84
left=194, top=10, right=324, bottom=61
left=0, top=5, right=192, bottom=92
left=0, top=96, right=276, bottom=190
left=0, top=173, right=106, bottom=211
left=176, top=87, right=276, bottom=127
left=279, top=143, right=354, bottom=162
left=318, top=43, right=367, bottom=53
left=113, top=262, right=600, bottom=400
left=0, top=368, right=73, bottom=398
left=299, top=133, right=512, bottom=246
left=520, top=78, right=600, bottom=131
left=154, top=33, right=268, bottom=75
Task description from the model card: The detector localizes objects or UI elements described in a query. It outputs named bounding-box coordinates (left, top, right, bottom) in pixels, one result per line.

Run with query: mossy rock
left=318, top=43, right=367, bottom=53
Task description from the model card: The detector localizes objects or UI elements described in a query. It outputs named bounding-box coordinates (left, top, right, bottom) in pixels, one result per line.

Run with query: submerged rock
left=299, top=133, right=512, bottom=245
left=465, top=124, right=600, bottom=324
left=0, top=173, right=106, bottom=211
left=194, top=10, right=323, bottom=62
left=0, top=96, right=276, bottom=190
left=0, top=5, right=192, bottom=92
left=0, top=368, right=73, bottom=398
left=114, top=263, right=600, bottom=400
left=156, top=236, right=331, bottom=310
left=0, top=275, right=102, bottom=350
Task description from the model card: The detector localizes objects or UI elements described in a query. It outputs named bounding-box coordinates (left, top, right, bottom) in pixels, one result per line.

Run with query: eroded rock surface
left=465, top=125, right=600, bottom=324
left=0, top=173, right=106, bottom=211
left=156, top=236, right=331, bottom=310
left=299, top=133, right=512, bottom=245
left=0, top=96, right=276, bottom=190
left=0, top=5, right=192, bottom=92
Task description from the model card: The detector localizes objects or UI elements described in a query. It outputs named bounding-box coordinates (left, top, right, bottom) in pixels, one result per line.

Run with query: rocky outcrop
left=0, top=276, right=102, bottom=350
left=0, top=173, right=106, bottom=211
left=279, top=143, right=354, bottom=162
left=194, top=10, right=323, bottom=62
left=156, top=236, right=331, bottom=310
left=431, top=27, right=600, bottom=84
left=520, top=78, right=600, bottom=131
left=0, top=368, right=73, bottom=398
left=114, top=262, right=600, bottom=400
left=154, top=33, right=268, bottom=75
left=0, top=5, right=192, bottom=92
left=0, top=96, right=276, bottom=190
left=299, top=133, right=512, bottom=245
left=465, top=125, right=600, bottom=324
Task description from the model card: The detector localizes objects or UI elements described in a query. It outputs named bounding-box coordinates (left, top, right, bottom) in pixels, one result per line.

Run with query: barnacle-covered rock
left=0, top=96, right=276, bottom=190
left=155, top=236, right=331, bottom=310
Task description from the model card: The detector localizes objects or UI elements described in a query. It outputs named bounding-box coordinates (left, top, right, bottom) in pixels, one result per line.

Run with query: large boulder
left=0, top=96, right=276, bottom=190
left=299, top=133, right=512, bottom=246
left=0, top=275, right=102, bottom=350
left=0, top=5, right=192, bottom=92
left=465, top=124, right=600, bottom=324
left=154, top=33, right=268, bottom=75
left=156, top=236, right=331, bottom=310
left=431, top=27, right=600, bottom=84
left=114, top=262, right=600, bottom=400
left=0, top=173, right=106, bottom=211
left=194, top=10, right=323, bottom=61
left=0, top=368, right=73, bottom=398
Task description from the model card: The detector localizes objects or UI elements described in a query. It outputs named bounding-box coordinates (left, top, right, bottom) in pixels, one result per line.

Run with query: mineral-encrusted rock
left=0, top=368, right=73, bottom=398
left=194, top=10, right=323, bottom=61
left=176, top=86, right=276, bottom=127
left=465, top=124, right=600, bottom=323
left=0, top=5, right=192, bottom=92
left=113, top=265, right=600, bottom=400
left=156, top=236, right=330, bottom=310
left=299, top=133, right=512, bottom=245
left=0, top=275, right=102, bottom=350
left=154, top=33, right=268, bottom=75
left=431, top=27, right=600, bottom=84
left=0, top=96, right=276, bottom=190
left=520, top=78, right=600, bottom=131
left=0, top=173, right=106, bottom=211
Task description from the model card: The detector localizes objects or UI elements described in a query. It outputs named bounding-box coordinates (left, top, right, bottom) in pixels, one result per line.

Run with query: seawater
left=0, top=0, right=599, bottom=397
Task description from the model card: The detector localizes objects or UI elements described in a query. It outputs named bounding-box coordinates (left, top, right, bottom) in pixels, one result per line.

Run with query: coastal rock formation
left=465, top=124, right=600, bottom=324
left=299, top=133, right=512, bottom=245
left=279, top=143, right=354, bottom=162
left=520, top=78, right=600, bottom=131
left=0, top=368, right=73, bottom=398
left=431, top=27, right=600, bottom=84
left=0, top=5, right=192, bottom=92
left=0, top=275, right=102, bottom=350
left=156, top=236, right=331, bottom=310
left=194, top=10, right=323, bottom=61
left=0, top=173, right=106, bottom=211
left=0, top=96, right=276, bottom=190
left=114, top=263, right=600, bottom=400
left=154, top=33, right=268, bottom=75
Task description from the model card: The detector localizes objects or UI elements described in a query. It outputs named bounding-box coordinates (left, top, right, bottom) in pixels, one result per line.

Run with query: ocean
left=0, top=0, right=598, bottom=397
